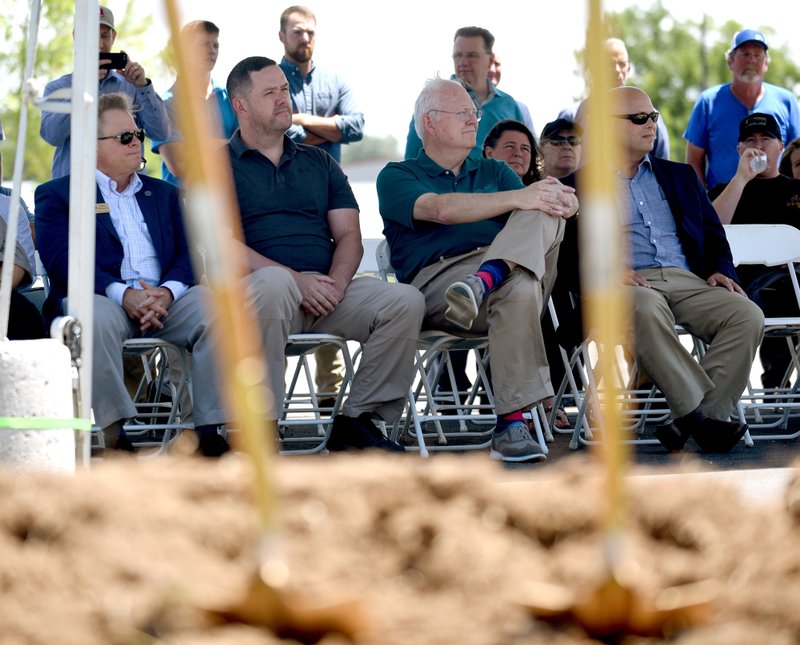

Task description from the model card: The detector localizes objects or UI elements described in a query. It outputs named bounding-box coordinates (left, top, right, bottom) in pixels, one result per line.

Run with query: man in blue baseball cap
left=684, top=29, right=800, bottom=188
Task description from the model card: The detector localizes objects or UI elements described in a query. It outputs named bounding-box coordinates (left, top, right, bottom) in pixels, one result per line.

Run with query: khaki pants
left=631, top=267, right=764, bottom=420
left=411, top=210, right=565, bottom=415
left=247, top=268, right=425, bottom=423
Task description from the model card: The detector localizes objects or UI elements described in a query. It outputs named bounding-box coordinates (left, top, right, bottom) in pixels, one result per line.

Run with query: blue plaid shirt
left=618, top=155, right=689, bottom=272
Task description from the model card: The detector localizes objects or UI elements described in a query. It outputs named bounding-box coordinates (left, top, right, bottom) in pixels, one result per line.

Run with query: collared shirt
left=404, top=76, right=525, bottom=162
left=226, top=131, right=359, bottom=274
left=41, top=72, right=170, bottom=179
left=151, top=78, right=239, bottom=187
left=0, top=190, right=36, bottom=270
left=95, top=169, right=187, bottom=304
left=0, top=217, right=32, bottom=288
left=377, top=151, right=523, bottom=283
left=279, top=58, right=364, bottom=163
left=618, top=155, right=689, bottom=272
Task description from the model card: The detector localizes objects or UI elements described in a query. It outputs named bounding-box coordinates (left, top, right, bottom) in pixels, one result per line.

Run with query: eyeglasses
left=97, top=129, right=145, bottom=144
left=614, top=112, right=659, bottom=125
left=427, top=108, right=482, bottom=122
left=546, top=136, right=583, bottom=147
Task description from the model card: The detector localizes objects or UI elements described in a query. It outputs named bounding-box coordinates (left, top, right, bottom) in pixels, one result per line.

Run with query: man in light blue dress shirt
left=278, top=6, right=364, bottom=164
left=278, top=6, right=366, bottom=402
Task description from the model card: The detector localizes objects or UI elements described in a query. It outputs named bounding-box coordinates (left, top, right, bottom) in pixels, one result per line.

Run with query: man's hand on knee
left=706, top=272, right=745, bottom=296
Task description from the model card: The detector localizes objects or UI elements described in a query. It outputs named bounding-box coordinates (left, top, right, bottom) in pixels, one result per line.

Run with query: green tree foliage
left=581, top=2, right=800, bottom=161
left=0, top=0, right=162, bottom=184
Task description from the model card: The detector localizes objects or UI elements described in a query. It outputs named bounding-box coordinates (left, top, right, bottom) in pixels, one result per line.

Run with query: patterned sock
left=475, top=259, right=511, bottom=298
left=496, top=409, right=525, bottom=432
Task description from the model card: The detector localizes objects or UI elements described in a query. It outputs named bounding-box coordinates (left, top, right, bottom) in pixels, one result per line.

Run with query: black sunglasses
left=546, top=136, right=583, bottom=147
left=614, top=112, right=659, bottom=125
left=97, top=128, right=146, bottom=144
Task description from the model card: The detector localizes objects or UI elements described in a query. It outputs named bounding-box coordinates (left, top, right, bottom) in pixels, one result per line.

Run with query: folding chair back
left=723, top=223, right=800, bottom=437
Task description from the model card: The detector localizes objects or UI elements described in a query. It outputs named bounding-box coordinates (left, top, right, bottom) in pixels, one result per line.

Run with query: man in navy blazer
left=573, top=87, right=764, bottom=452
left=35, top=92, right=228, bottom=455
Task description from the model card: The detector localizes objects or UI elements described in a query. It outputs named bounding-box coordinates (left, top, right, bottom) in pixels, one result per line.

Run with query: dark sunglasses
left=97, top=128, right=145, bottom=144
left=614, top=112, right=659, bottom=125
left=546, top=136, right=583, bottom=147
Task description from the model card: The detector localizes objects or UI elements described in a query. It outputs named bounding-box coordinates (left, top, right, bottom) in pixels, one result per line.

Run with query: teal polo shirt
left=404, top=80, right=525, bottom=161
left=377, top=151, right=523, bottom=283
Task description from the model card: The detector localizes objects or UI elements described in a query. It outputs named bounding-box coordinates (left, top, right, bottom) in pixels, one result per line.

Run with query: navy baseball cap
left=738, top=113, right=780, bottom=141
left=731, top=29, right=768, bottom=51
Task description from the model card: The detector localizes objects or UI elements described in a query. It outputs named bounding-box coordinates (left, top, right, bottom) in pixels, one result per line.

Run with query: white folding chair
left=375, top=239, right=549, bottom=458
left=724, top=223, right=800, bottom=439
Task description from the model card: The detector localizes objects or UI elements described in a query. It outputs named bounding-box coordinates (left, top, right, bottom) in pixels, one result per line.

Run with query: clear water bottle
left=750, top=153, right=768, bottom=174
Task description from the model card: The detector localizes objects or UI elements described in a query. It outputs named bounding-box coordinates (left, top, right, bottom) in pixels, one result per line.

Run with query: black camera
left=99, top=51, right=128, bottom=70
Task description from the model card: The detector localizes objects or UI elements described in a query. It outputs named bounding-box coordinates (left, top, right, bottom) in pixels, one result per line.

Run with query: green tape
left=0, top=417, right=93, bottom=432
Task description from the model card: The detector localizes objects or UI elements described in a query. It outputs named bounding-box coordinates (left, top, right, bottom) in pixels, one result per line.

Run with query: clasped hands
left=523, top=176, right=578, bottom=219
left=294, top=272, right=345, bottom=317
left=122, top=279, right=174, bottom=332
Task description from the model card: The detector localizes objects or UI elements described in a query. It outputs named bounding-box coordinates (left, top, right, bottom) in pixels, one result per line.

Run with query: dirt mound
left=1, top=454, right=799, bottom=644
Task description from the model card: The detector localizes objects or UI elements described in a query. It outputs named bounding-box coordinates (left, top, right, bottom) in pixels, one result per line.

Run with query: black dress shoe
left=102, top=421, right=136, bottom=453
left=194, top=425, right=231, bottom=458
left=690, top=418, right=747, bottom=453
left=654, top=422, right=691, bottom=452
left=327, top=413, right=405, bottom=453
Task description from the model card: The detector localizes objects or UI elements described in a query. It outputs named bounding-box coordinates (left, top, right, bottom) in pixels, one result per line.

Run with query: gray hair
left=413, top=77, right=465, bottom=140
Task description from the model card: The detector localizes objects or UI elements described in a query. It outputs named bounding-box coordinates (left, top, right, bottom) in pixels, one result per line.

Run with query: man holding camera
left=40, top=5, right=170, bottom=179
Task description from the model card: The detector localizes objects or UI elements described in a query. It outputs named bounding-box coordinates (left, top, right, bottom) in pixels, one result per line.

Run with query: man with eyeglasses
left=540, top=118, right=584, bottom=179
left=404, top=26, right=525, bottom=162
left=708, top=112, right=800, bottom=390
left=379, top=78, right=578, bottom=463
left=684, top=29, right=800, bottom=188
left=605, top=86, right=764, bottom=453
left=559, top=38, right=670, bottom=161
left=40, top=5, right=170, bottom=179
left=35, top=93, right=230, bottom=456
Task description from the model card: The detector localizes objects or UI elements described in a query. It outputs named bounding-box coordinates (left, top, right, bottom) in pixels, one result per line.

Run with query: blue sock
left=475, top=259, right=510, bottom=297
left=496, top=409, right=524, bottom=432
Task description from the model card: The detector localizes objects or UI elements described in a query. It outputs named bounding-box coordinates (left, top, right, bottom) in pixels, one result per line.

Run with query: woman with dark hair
left=482, top=119, right=542, bottom=186
left=779, top=137, right=800, bottom=179
left=479, top=119, right=570, bottom=429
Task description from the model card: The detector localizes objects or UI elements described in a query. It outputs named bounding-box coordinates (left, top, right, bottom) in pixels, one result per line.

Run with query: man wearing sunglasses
left=609, top=86, right=764, bottom=453
left=40, top=5, right=170, bottom=179
left=35, top=93, right=230, bottom=456
left=540, top=118, right=584, bottom=180
left=559, top=38, right=670, bottom=161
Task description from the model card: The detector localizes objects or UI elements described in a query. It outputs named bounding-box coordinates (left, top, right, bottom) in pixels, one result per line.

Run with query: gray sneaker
left=445, top=275, right=486, bottom=330
left=490, top=421, right=546, bottom=462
